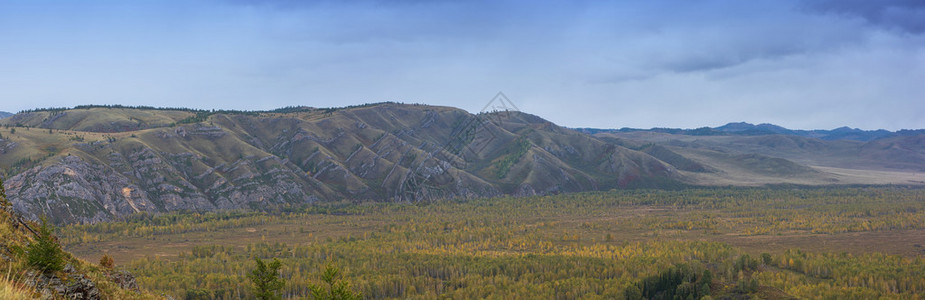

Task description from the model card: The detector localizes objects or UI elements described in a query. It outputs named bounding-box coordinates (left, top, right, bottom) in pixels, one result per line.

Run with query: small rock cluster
left=107, top=270, right=139, bottom=291
left=26, top=264, right=101, bottom=300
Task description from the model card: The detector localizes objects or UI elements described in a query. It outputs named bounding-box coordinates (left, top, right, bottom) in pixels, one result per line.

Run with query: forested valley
left=57, top=187, right=925, bottom=299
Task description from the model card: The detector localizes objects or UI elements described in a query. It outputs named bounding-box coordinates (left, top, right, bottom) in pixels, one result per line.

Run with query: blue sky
left=1, top=0, right=923, bottom=130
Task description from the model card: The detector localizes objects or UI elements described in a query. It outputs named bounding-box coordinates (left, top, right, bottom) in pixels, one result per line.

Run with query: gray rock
left=107, top=270, right=139, bottom=291
left=26, top=266, right=102, bottom=300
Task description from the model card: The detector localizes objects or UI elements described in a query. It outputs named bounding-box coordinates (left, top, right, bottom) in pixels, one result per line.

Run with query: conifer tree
left=27, top=217, right=65, bottom=274
left=248, top=257, right=285, bottom=300
left=308, top=264, right=361, bottom=300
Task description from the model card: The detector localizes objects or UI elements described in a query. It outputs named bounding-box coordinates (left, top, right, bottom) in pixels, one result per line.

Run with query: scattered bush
left=99, top=254, right=114, bottom=270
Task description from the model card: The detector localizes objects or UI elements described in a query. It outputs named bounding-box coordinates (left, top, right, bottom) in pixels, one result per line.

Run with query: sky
left=0, top=0, right=923, bottom=130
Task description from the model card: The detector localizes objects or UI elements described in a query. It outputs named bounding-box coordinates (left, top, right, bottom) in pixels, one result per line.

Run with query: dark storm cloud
left=803, top=0, right=925, bottom=33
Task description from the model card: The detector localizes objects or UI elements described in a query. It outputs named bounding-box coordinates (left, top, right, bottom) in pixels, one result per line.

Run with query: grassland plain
left=59, top=186, right=925, bottom=299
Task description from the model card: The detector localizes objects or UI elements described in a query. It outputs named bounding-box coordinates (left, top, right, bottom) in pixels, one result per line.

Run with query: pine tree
left=27, top=217, right=66, bottom=274
left=308, top=264, right=362, bottom=300
left=248, top=257, right=285, bottom=300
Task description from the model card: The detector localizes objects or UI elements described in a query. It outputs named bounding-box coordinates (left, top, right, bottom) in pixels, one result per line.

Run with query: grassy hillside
left=1, top=107, right=195, bottom=132
left=0, top=177, right=158, bottom=299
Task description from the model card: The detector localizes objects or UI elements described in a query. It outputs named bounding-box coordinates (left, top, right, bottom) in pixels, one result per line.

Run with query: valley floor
left=59, top=187, right=925, bottom=299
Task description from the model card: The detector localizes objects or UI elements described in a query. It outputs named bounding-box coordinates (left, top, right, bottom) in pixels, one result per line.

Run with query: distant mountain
left=576, top=122, right=919, bottom=142
left=0, top=111, right=12, bottom=119
left=593, top=129, right=925, bottom=179
left=715, top=122, right=795, bottom=135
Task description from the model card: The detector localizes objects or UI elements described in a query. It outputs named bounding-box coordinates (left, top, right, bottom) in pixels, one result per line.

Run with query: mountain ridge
left=0, top=103, right=679, bottom=224
left=1, top=104, right=924, bottom=225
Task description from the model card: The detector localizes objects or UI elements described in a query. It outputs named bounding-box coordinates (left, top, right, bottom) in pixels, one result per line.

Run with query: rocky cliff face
left=8, top=155, right=157, bottom=224
left=0, top=104, right=678, bottom=224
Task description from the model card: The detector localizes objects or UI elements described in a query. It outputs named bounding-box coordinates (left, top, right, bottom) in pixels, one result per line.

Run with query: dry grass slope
left=0, top=178, right=160, bottom=299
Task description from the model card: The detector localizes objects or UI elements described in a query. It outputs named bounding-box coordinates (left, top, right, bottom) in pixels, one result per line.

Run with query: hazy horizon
left=1, top=102, right=920, bottom=132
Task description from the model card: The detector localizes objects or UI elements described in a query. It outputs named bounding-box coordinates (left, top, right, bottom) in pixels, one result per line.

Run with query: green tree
left=308, top=264, right=361, bottom=300
left=623, top=285, right=643, bottom=300
left=27, top=217, right=66, bottom=274
left=761, top=253, right=772, bottom=265
left=185, top=288, right=212, bottom=300
left=248, top=257, right=285, bottom=300
left=0, top=176, right=8, bottom=209
left=700, top=269, right=713, bottom=295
